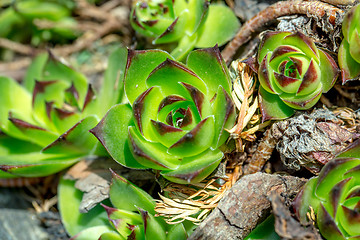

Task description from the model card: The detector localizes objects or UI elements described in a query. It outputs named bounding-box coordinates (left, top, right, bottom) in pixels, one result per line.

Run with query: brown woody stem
left=221, top=0, right=344, bottom=64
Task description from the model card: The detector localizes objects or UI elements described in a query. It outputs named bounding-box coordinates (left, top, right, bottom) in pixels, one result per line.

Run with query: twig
left=0, top=177, right=43, bottom=187
left=321, top=0, right=357, bottom=5
left=221, top=0, right=344, bottom=64
left=0, top=37, right=38, bottom=56
left=243, top=127, right=277, bottom=174
left=320, top=95, right=332, bottom=108
left=334, top=84, right=356, bottom=101
left=0, top=57, right=31, bottom=72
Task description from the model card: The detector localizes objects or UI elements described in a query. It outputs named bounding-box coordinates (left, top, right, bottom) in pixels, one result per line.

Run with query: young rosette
left=293, top=140, right=360, bottom=240
left=59, top=170, right=191, bottom=240
left=130, top=0, right=240, bottom=60
left=339, top=4, right=360, bottom=83
left=91, top=46, right=235, bottom=184
left=256, top=31, right=339, bottom=121
left=0, top=48, right=127, bottom=179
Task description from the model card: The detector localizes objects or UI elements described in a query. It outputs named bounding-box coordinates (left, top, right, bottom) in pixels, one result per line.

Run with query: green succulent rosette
left=256, top=31, right=339, bottom=121
left=91, top=46, right=235, bottom=184
left=0, top=0, right=77, bottom=50
left=339, top=4, right=360, bottom=83
left=59, top=170, right=191, bottom=240
left=293, top=139, right=360, bottom=240
left=130, top=0, right=240, bottom=60
left=0, top=48, right=127, bottom=178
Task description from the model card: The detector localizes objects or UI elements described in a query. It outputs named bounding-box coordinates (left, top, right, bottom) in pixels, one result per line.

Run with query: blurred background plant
left=58, top=169, right=195, bottom=239
left=0, top=47, right=127, bottom=179
left=0, top=0, right=78, bottom=61
left=130, top=0, right=240, bottom=60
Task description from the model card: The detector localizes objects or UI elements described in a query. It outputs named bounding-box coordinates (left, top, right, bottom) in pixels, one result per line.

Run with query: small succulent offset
left=59, top=171, right=190, bottom=240
left=293, top=140, right=360, bottom=240
left=91, top=46, right=236, bottom=184
left=0, top=0, right=77, bottom=48
left=338, top=4, right=360, bottom=83
left=130, top=0, right=240, bottom=60
left=0, top=48, right=127, bottom=178
left=256, top=31, right=339, bottom=121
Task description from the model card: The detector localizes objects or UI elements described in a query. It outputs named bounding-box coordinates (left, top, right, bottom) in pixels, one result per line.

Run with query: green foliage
left=256, top=31, right=339, bottom=121
left=244, top=215, right=280, bottom=240
left=0, top=0, right=78, bottom=49
left=0, top=48, right=126, bottom=178
left=293, top=140, right=360, bottom=240
left=59, top=171, right=190, bottom=240
left=130, top=0, right=240, bottom=60
left=91, top=46, right=236, bottom=184
left=338, top=4, right=360, bottom=83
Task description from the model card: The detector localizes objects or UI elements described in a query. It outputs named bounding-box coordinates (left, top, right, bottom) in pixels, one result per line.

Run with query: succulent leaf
left=339, top=4, right=360, bottom=83
left=293, top=139, right=360, bottom=239
left=109, top=170, right=156, bottom=215
left=124, top=49, right=174, bottom=105
left=256, top=31, right=339, bottom=120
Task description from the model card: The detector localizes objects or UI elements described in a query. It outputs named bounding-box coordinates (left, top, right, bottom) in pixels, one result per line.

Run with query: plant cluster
left=0, top=1, right=360, bottom=240
left=293, top=140, right=360, bottom=240
left=59, top=170, right=193, bottom=240
left=130, top=0, right=240, bottom=60
left=0, top=0, right=77, bottom=57
left=255, top=31, right=339, bottom=121
left=0, top=48, right=127, bottom=179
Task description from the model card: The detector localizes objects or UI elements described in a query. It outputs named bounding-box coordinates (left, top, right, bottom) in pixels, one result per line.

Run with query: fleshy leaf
left=71, top=226, right=114, bottom=240
left=211, top=86, right=235, bottom=149
left=153, top=13, right=189, bottom=44
left=337, top=139, right=360, bottom=159
left=97, top=47, right=128, bottom=116
left=339, top=40, right=360, bottom=83
left=150, top=120, right=186, bottom=148
left=318, top=49, right=339, bottom=92
left=258, top=31, right=290, bottom=63
left=146, top=58, right=208, bottom=97
left=0, top=76, right=33, bottom=132
left=280, top=84, right=322, bottom=110
left=99, top=231, right=125, bottom=240
left=43, top=116, right=101, bottom=155
left=258, top=86, right=295, bottom=122
left=90, top=104, right=144, bottom=169
left=58, top=177, right=111, bottom=237
left=161, top=148, right=223, bottom=184
left=128, top=126, right=181, bottom=170
left=195, top=4, right=240, bottom=48
left=109, top=170, right=156, bottom=215
left=167, top=224, right=188, bottom=240
left=317, top=203, right=346, bottom=240
left=124, top=49, right=173, bottom=105
left=138, top=208, right=167, bottom=240
left=168, top=116, right=215, bottom=157
left=132, top=86, right=164, bottom=141
left=186, top=45, right=231, bottom=98
left=0, top=153, right=80, bottom=177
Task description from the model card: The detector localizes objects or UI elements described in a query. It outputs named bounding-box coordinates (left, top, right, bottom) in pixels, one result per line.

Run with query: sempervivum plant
left=91, top=46, right=235, bottom=184
left=256, top=31, right=339, bottom=121
left=130, top=0, right=240, bottom=60
left=338, top=4, right=360, bottom=83
left=0, top=0, right=77, bottom=49
left=0, top=48, right=127, bottom=178
left=59, top=170, right=191, bottom=239
left=293, top=139, right=360, bottom=240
